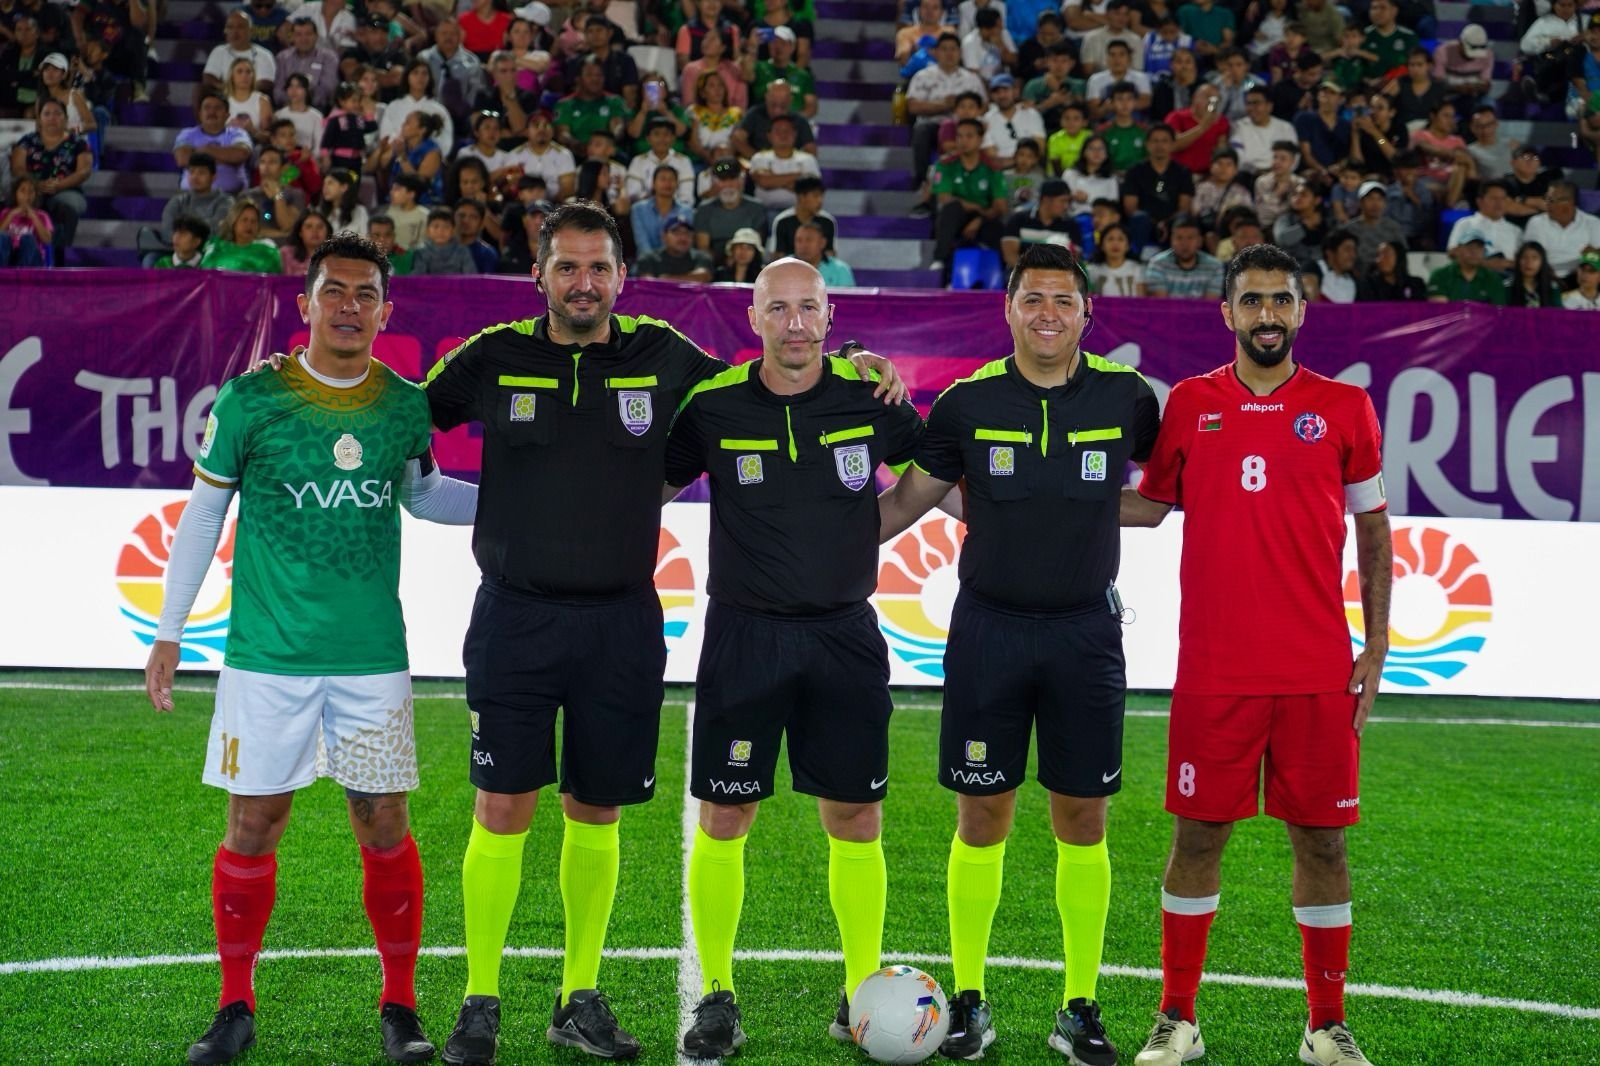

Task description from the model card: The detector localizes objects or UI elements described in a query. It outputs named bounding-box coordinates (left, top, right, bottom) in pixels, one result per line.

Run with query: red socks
left=1158, top=891, right=1219, bottom=1024
left=212, top=847, right=277, bottom=1011
left=361, top=834, right=425, bottom=1010
left=1295, top=903, right=1353, bottom=1029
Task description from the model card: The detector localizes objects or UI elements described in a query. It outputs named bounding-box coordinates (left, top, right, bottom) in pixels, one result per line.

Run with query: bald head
left=749, top=258, right=832, bottom=372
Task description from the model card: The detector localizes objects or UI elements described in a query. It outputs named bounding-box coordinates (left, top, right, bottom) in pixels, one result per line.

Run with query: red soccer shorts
left=1165, top=692, right=1362, bottom=827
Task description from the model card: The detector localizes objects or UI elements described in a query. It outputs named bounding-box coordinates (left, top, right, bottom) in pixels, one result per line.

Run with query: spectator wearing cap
left=554, top=56, right=626, bottom=153
left=275, top=18, right=340, bottom=110
left=419, top=18, right=487, bottom=112
left=906, top=34, right=987, bottom=182
left=930, top=115, right=1007, bottom=277
left=769, top=175, right=836, bottom=256
left=793, top=220, right=855, bottom=286
left=1142, top=213, right=1223, bottom=296
left=896, top=0, right=954, bottom=65
left=748, top=112, right=821, bottom=213
left=627, top=115, right=698, bottom=205
left=34, top=52, right=97, bottom=138
left=745, top=24, right=816, bottom=116
left=677, top=0, right=744, bottom=66
left=1085, top=41, right=1151, bottom=115
left=731, top=79, right=817, bottom=158
left=631, top=164, right=695, bottom=253
left=1434, top=24, right=1493, bottom=107
left=1079, top=0, right=1141, bottom=75
left=564, top=16, right=639, bottom=106
left=1000, top=178, right=1078, bottom=268
left=506, top=109, right=577, bottom=201
left=1428, top=231, right=1505, bottom=303
left=1229, top=84, right=1296, bottom=174
left=471, top=50, right=541, bottom=137
left=1446, top=180, right=1519, bottom=271
left=683, top=29, right=750, bottom=110
left=635, top=216, right=715, bottom=281
left=694, top=157, right=769, bottom=260
left=961, top=7, right=1015, bottom=85
left=1523, top=181, right=1600, bottom=277
left=1504, top=145, right=1557, bottom=225
left=715, top=225, right=767, bottom=283
left=1345, top=179, right=1407, bottom=267
left=980, top=73, right=1044, bottom=170
left=750, top=0, right=813, bottom=68
left=174, top=94, right=255, bottom=193
left=1562, top=249, right=1600, bottom=309
left=204, top=12, right=278, bottom=99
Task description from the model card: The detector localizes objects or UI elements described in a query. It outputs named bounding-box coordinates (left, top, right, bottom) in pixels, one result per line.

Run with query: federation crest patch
left=1081, top=449, right=1107, bottom=481
left=834, top=443, right=871, bottom=491
left=619, top=390, right=653, bottom=436
left=729, top=740, right=753, bottom=764
left=1294, top=411, right=1327, bottom=443
left=510, top=393, right=537, bottom=422
left=737, top=454, right=764, bottom=485
left=1198, top=412, right=1222, bottom=432
left=198, top=413, right=218, bottom=458
left=988, top=446, right=1014, bottom=476
left=333, top=433, right=364, bottom=471
left=964, top=740, right=987, bottom=764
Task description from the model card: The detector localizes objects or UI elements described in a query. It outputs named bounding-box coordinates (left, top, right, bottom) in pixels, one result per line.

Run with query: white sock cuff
left=1293, top=902, right=1353, bottom=928
left=1161, top=890, right=1220, bottom=916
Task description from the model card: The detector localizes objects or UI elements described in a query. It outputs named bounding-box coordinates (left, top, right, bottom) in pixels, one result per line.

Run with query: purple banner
left=1, top=269, right=1595, bottom=520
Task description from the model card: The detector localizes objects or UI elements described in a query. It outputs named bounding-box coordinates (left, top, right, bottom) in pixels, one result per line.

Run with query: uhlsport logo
left=117, top=501, right=238, bottom=664
left=1345, top=525, right=1492, bottom=688
left=874, top=516, right=965, bottom=679
left=655, top=528, right=697, bottom=649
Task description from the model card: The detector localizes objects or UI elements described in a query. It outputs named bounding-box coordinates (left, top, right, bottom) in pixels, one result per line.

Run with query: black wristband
left=839, top=339, right=864, bottom=360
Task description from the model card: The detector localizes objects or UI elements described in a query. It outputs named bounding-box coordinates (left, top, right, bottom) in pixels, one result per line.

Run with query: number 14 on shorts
left=219, top=733, right=241, bottom=780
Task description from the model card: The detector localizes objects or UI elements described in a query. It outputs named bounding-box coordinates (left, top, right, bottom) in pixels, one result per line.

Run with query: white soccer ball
left=848, top=965, right=951, bottom=1064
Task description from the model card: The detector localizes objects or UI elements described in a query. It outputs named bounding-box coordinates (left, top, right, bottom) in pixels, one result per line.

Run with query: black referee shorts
left=463, top=579, right=666, bottom=806
left=691, top=600, right=892, bottom=805
left=940, top=591, right=1126, bottom=798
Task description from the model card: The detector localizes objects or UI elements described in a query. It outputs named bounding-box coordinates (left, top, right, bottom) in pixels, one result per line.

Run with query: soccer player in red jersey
left=1121, top=244, right=1394, bottom=1066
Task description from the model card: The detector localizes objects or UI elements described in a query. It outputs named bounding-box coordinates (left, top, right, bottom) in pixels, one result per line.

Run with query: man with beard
left=878, top=243, right=1160, bottom=1065
left=1121, top=243, right=1393, bottom=1066
left=420, top=201, right=905, bottom=1065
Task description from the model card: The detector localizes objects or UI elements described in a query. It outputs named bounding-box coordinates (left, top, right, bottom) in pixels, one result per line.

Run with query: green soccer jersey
left=1102, top=122, right=1148, bottom=172
left=194, top=356, right=434, bottom=675
left=934, top=157, right=1007, bottom=207
left=556, top=93, right=627, bottom=146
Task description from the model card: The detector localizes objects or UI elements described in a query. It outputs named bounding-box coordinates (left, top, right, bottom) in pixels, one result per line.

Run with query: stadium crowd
left=2, top=0, right=1600, bottom=303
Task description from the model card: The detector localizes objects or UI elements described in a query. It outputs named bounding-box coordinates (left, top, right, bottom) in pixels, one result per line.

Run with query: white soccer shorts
left=203, top=667, right=419, bottom=796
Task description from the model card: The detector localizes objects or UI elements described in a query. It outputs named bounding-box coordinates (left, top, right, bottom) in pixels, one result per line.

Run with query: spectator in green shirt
left=1025, top=41, right=1086, bottom=132
left=154, top=215, right=210, bottom=268
left=1177, top=0, right=1234, bottom=60
left=746, top=25, right=817, bottom=116
left=367, top=214, right=415, bottom=275
left=932, top=117, right=1009, bottom=279
left=1361, top=0, right=1418, bottom=84
left=1101, top=83, right=1149, bottom=173
left=554, top=57, right=627, bottom=153
left=199, top=201, right=283, bottom=273
left=1426, top=233, right=1507, bottom=304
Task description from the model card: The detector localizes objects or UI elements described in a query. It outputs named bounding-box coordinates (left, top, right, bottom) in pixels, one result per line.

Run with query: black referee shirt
left=423, top=313, right=724, bottom=597
left=666, top=356, right=924, bottom=616
left=915, top=353, right=1160, bottom=613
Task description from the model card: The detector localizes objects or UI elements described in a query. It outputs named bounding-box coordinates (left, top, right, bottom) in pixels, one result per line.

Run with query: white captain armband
left=1344, top=471, right=1387, bottom=514
left=401, top=453, right=479, bottom=525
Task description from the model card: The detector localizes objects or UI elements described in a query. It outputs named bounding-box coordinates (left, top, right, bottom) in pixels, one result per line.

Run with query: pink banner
left=0, top=270, right=1595, bottom=520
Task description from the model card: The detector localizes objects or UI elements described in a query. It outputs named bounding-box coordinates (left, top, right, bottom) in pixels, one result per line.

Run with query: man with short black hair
left=274, top=17, right=340, bottom=109
left=634, top=216, right=714, bottom=280
left=1428, top=231, right=1506, bottom=303
left=1228, top=85, right=1295, bottom=172
left=1522, top=179, right=1600, bottom=276
left=907, top=33, right=988, bottom=182
left=1085, top=40, right=1151, bottom=115
left=981, top=73, right=1046, bottom=170
left=1122, top=123, right=1194, bottom=245
left=1316, top=230, right=1358, bottom=302
left=931, top=116, right=1009, bottom=278
left=175, top=95, right=256, bottom=193
left=749, top=112, right=822, bottom=212
left=1142, top=214, right=1223, bottom=297
left=625, top=115, right=696, bottom=205
left=769, top=175, right=837, bottom=257
left=1445, top=179, right=1519, bottom=271
left=1079, top=0, right=1142, bottom=74
left=1000, top=178, right=1080, bottom=267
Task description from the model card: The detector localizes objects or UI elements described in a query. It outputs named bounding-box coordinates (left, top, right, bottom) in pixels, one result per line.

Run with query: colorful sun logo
left=875, top=517, right=966, bottom=679
left=117, top=501, right=237, bottom=664
left=1345, top=525, right=1492, bottom=688
left=655, top=528, right=696, bottom=647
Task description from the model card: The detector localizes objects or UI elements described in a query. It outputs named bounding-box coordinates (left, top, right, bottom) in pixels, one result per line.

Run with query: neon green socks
left=829, top=835, right=887, bottom=1000
left=461, top=818, right=528, bottom=998
left=1056, top=838, right=1111, bottom=1006
left=559, top=815, right=620, bottom=1003
left=688, top=825, right=748, bottom=996
left=947, top=834, right=1006, bottom=997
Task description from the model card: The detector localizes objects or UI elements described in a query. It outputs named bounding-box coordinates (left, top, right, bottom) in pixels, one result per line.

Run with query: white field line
left=677, top=703, right=707, bottom=1065
left=1, top=682, right=1594, bottom=729
left=2, top=943, right=1595, bottom=1021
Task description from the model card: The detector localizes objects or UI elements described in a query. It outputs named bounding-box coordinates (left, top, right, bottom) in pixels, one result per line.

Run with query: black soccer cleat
left=681, top=986, right=747, bottom=1058
left=547, top=988, right=641, bottom=1060
left=187, top=1000, right=256, bottom=1065
left=940, top=989, right=996, bottom=1060
left=1049, top=998, right=1119, bottom=1065
left=441, top=995, right=500, bottom=1066
left=828, top=990, right=853, bottom=1042
left=381, top=1002, right=437, bottom=1063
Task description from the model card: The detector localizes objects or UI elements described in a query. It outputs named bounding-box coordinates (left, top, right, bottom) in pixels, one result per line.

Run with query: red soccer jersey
left=1139, top=363, right=1386, bottom=696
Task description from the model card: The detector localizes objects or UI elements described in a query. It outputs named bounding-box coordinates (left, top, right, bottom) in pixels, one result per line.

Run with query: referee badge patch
left=509, top=393, right=537, bottom=422
left=988, top=446, right=1014, bottom=476
left=834, top=443, right=871, bottom=491
left=1081, top=450, right=1107, bottom=481
left=737, top=454, right=764, bottom=485
left=618, top=390, right=653, bottom=436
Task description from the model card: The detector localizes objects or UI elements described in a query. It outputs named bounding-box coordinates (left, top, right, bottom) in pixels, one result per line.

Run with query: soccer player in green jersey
left=144, top=234, right=479, bottom=1066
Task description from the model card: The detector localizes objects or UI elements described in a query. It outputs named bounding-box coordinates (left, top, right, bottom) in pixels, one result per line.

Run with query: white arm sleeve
left=155, top=479, right=236, bottom=643
left=401, top=458, right=479, bottom=525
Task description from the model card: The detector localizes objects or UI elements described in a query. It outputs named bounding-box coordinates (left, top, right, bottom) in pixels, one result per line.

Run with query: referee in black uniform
left=663, top=258, right=926, bottom=1059
left=420, top=202, right=906, bottom=1065
left=879, top=243, right=1160, bottom=1066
